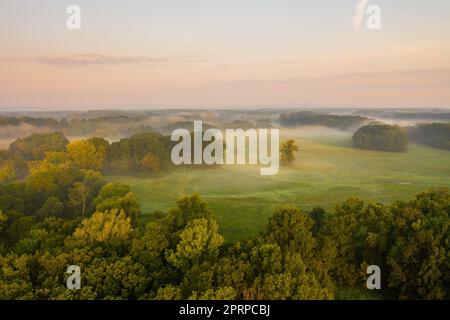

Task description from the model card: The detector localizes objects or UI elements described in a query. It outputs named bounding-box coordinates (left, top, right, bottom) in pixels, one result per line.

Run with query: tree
left=195, top=286, right=237, bottom=300
left=164, top=194, right=213, bottom=232
left=106, top=133, right=172, bottom=173
left=6, top=215, right=36, bottom=245
left=386, top=189, right=449, bottom=299
left=0, top=253, right=34, bottom=299
left=67, top=140, right=105, bottom=171
left=36, top=196, right=64, bottom=220
left=0, top=160, right=16, bottom=184
left=280, top=140, right=298, bottom=165
left=263, top=206, right=316, bottom=264
left=353, top=124, right=408, bottom=152
left=87, top=137, right=110, bottom=156
left=84, top=256, right=148, bottom=299
left=155, top=285, right=182, bottom=300
left=94, top=183, right=140, bottom=225
left=167, top=218, right=224, bottom=271
left=27, top=151, right=78, bottom=200
left=130, top=222, right=172, bottom=294
left=0, top=210, right=7, bottom=231
left=67, top=209, right=133, bottom=251
left=408, top=122, right=450, bottom=150
left=321, top=197, right=362, bottom=287
left=14, top=217, right=78, bottom=255
left=8, top=132, right=69, bottom=161
left=68, top=170, right=105, bottom=219
left=140, top=153, right=161, bottom=172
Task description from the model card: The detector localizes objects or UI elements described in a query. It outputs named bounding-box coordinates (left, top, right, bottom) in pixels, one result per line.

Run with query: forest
left=279, top=111, right=367, bottom=130
left=408, top=123, right=450, bottom=151
left=0, top=130, right=448, bottom=300
left=0, top=109, right=449, bottom=300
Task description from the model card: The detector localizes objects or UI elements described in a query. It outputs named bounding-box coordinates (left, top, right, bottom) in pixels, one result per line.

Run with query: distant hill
left=279, top=111, right=367, bottom=130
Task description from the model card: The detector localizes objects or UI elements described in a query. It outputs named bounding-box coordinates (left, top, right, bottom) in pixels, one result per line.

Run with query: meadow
left=109, top=127, right=450, bottom=243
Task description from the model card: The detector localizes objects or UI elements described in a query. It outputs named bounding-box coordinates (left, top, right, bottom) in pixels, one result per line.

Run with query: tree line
left=352, top=124, right=409, bottom=152
left=0, top=132, right=175, bottom=183
left=279, top=111, right=367, bottom=130
left=407, top=123, right=450, bottom=151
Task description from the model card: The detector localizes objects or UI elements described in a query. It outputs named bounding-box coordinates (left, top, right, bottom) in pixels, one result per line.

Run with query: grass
left=108, top=128, right=450, bottom=243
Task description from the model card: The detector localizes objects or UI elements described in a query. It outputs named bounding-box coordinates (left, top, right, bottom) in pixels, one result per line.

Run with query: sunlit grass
left=108, top=127, right=450, bottom=243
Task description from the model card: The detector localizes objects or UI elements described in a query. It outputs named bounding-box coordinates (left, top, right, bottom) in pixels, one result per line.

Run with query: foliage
left=94, top=183, right=140, bottom=225
left=407, top=123, right=450, bottom=151
left=106, top=133, right=171, bottom=173
left=0, top=189, right=448, bottom=300
left=279, top=140, right=298, bottom=165
left=0, top=160, right=16, bottom=184
left=167, top=218, right=224, bottom=271
left=279, top=111, right=366, bottom=130
left=8, top=132, right=69, bottom=162
left=0, top=129, right=448, bottom=300
left=67, top=140, right=105, bottom=171
left=140, top=153, right=161, bottom=172
left=353, top=124, right=408, bottom=152
left=67, top=209, right=133, bottom=251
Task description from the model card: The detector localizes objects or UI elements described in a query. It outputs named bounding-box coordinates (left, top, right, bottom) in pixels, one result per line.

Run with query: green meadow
left=109, top=127, right=450, bottom=243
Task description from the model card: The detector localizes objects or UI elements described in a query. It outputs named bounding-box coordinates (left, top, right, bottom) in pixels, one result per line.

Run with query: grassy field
left=109, top=127, right=450, bottom=243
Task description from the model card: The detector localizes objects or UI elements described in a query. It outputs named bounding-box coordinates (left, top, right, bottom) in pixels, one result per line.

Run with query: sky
left=0, top=0, right=449, bottom=110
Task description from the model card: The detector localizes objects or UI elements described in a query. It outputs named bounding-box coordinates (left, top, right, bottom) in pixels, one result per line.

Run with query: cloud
left=352, top=0, right=370, bottom=31
left=26, top=54, right=169, bottom=67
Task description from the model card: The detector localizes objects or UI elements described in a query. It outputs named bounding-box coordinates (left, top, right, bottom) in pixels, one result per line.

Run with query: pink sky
left=1, top=1, right=449, bottom=109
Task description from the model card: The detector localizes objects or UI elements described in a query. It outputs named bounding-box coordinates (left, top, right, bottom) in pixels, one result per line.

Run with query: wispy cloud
left=24, top=54, right=169, bottom=67
left=352, top=0, right=370, bottom=31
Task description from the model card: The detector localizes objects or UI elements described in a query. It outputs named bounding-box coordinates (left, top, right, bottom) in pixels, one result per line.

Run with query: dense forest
left=352, top=124, right=409, bottom=152
left=0, top=132, right=179, bottom=183
left=0, top=133, right=448, bottom=300
left=279, top=111, right=367, bottom=130
left=408, top=123, right=450, bottom=151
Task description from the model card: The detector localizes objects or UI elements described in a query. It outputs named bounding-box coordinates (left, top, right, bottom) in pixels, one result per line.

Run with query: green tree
left=167, top=218, right=224, bottom=271
left=68, top=170, right=105, bottom=219
left=353, top=124, right=408, bottom=152
left=280, top=139, right=299, bottom=165
left=164, top=194, right=213, bottom=232
left=66, top=209, right=133, bottom=252
left=263, top=206, right=316, bottom=264
left=36, top=196, right=64, bottom=220
left=8, top=132, right=69, bottom=161
left=94, top=183, right=140, bottom=225
left=27, top=151, right=78, bottom=201
left=386, top=189, right=449, bottom=299
left=0, top=160, right=16, bottom=184
left=67, top=140, right=105, bottom=171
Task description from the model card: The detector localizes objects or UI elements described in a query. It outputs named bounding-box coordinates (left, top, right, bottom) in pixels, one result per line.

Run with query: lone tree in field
left=280, top=139, right=299, bottom=165
left=352, top=124, right=408, bottom=152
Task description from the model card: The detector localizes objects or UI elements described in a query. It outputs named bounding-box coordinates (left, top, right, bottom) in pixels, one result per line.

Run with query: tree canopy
left=353, top=124, right=409, bottom=152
